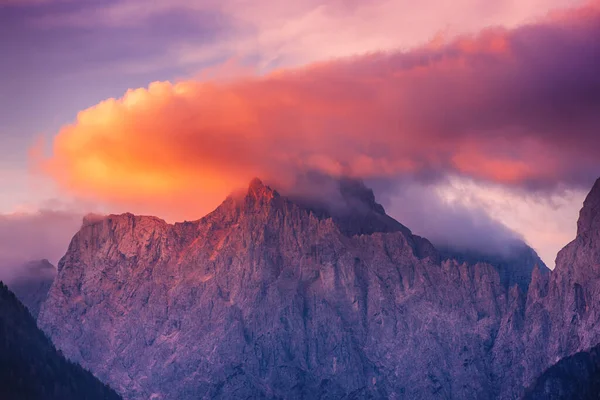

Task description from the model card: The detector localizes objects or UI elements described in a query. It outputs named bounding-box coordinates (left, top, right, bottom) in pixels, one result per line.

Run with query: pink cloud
left=36, top=1, right=600, bottom=221
left=24, top=0, right=589, bottom=72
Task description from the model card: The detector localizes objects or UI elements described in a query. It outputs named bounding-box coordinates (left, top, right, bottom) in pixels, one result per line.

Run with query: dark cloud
left=379, top=179, right=525, bottom=256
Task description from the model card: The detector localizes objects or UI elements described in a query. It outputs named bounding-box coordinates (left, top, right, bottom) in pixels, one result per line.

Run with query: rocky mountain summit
left=0, top=281, right=121, bottom=399
left=8, top=259, right=56, bottom=318
left=40, top=177, right=597, bottom=400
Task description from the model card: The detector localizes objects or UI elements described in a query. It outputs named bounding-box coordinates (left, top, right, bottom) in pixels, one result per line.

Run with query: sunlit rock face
left=39, top=177, right=563, bottom=399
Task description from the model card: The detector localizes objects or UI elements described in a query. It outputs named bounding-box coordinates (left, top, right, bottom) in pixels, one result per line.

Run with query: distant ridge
left=8, top=259, right=56, bottom=319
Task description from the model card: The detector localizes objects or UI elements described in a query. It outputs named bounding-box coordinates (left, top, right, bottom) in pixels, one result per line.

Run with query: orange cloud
left=455, top=28, right=511, bottom=54
left=37, top=2, right=600, bottom=220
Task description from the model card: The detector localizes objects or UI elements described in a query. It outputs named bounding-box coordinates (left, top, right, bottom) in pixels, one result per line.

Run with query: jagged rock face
left=39, top=179, right=520, bottom=400
left=474, top=177, right=600, bottom=399
left=8, top=259, right=56, bottom=319
left=0, top=281, right=121, bottom=400
left=452, top=176, right=600, bottom=400
left=516, top=178, right=600, bottom=390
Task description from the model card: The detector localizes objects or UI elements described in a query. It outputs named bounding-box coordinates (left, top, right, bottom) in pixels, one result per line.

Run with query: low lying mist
left=373, top=178, right=528, bottom=258
left=0, top=210, right=82, bottom=283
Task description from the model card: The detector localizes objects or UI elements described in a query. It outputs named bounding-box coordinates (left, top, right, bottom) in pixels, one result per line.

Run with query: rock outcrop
left=0, top=281, right=121, bottom=400
left=8, top=259, right=56, bottom=319
left=39, top=178, right=584, bottom=399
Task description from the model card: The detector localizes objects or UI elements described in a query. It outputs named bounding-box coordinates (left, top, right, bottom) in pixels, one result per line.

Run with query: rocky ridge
left=39, top=177, right=583, bottom=399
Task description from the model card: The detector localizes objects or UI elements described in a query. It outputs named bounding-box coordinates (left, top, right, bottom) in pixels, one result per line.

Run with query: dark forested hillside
left=523, top=344, right=600, bottom=400
left=0, top=281, right=121, bottom=400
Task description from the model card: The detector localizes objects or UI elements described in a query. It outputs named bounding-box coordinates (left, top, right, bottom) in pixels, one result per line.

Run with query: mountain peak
left=248, top=177, right=265, bottom=190
left=253, top=175, right=411, bottom=237
left=242, top=178, right=280, bottom=210
left=577, top=177, right=600, bottom=237
left=247, top=177, right=279, bottom=199
left=337, top=177, right=387, bottom=215
left=21, top=259, right=55, bottom=274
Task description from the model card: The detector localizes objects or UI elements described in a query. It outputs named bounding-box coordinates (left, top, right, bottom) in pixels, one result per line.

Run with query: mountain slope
left=8, top=259, right=56, bottom=319
left=0, top=281, right=121, bottom=400
left=40, top=178, right=525, bottom=399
